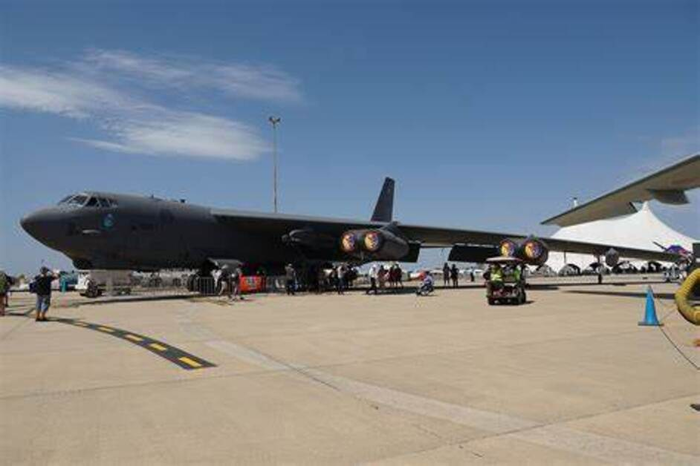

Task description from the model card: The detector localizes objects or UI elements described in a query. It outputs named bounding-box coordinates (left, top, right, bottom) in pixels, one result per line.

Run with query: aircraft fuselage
left=21, top=192, right=304, bottom=272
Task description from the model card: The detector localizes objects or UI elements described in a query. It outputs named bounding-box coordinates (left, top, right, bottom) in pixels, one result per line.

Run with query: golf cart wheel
left=487, top=297, right=495, bottom=305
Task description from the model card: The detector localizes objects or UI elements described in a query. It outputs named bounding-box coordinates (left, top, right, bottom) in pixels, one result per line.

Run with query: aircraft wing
left=398, top=224, right=679, bottom=262
left=212, top=209, right=679, bottom=262
left=542, top=153, right=700, bottom=227
left=211, top=209, right=381, bottom=235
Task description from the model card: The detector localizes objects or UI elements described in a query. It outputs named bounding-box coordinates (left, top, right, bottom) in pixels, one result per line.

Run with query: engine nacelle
left=520, top=237, right=549, bottom=266
left=605, top=248, right=620, bottom=267
left=340, top=228, right=409, bottom=261
left=499, top=237, right=549, bottom=265
left=283, top=229, right=335, bottom=249
left=499, top=239, right=519, bottom=258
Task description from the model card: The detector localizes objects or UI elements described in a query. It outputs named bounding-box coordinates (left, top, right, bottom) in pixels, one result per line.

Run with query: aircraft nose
left=20, top=209, right=61, bottom=243
left=20, top=212, right=41, bottom=238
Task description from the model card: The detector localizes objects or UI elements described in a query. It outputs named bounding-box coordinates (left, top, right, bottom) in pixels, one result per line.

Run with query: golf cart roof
left=486, top=256, right=524, bottom=264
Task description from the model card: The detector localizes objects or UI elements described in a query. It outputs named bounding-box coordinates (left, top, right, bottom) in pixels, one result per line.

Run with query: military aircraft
left=21, top=178, right=679, bottom=278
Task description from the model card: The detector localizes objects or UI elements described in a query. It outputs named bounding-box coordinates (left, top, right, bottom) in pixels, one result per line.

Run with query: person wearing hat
left=33, top=266, right=56, bottom=322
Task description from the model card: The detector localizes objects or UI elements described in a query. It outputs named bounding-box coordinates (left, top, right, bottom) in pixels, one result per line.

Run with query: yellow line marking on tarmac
left=178, top=357, right=203, bottom=368
left=125, top=334, right=143, bottom=342
left=74, top=322, right=89, bottom=327
left=97, top=326, right=115, bottom=333
left=150, top=343, right=168, bottom=352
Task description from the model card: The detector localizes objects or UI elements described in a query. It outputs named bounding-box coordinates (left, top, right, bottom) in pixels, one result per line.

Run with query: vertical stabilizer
left=371, top=177, right=395, bottom=222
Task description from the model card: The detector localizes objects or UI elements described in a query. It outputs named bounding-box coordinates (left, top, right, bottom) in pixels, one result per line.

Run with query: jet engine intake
left=499, top=239, right=519, bottom=258
left=340, top=228, right=409, bottom=261
left=605, top=248, right=620, bottom=267
left=499, top=237, right=549, bottom=265
left=520, top=237, right=549, bottom=266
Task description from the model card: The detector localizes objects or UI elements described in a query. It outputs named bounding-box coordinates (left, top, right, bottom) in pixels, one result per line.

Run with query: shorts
left=36, top=295, right=51, bottom=312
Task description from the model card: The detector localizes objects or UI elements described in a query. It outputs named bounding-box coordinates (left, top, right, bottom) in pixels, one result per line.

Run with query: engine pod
left=520, top=238, right=549, bottom=265
left=363, top=230, right=383, bottom=252
left=605, top=248, right=620, bottom=267
left=340, top=231, right=360, bottom=253
left=499, top=239, right=519, bottom=258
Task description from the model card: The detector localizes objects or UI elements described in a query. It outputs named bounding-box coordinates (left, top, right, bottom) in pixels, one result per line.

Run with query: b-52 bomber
left=21, top=178, right=679, bottom=278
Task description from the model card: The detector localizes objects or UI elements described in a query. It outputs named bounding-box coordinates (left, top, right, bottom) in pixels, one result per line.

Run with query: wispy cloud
left=0, top=50, right=301, bottom=160
left=84, top=49, right=302, bottom=103
left=0, top=66, right=129, bottom=118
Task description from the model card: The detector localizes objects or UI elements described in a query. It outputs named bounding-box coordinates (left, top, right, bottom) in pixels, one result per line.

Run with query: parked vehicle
left=76, top=270, right=132, bottom=298
left=485, top=256, right=527, bottom=305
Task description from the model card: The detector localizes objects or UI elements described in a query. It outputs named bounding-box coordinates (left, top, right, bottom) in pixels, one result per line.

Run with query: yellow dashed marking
left=53, top=318, right=215, bottom=370
left=178, top=357, right=202, bottom=368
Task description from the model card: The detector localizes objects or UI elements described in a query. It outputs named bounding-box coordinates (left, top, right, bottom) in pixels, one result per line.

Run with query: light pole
left=268, top=116, right=281, bottom=213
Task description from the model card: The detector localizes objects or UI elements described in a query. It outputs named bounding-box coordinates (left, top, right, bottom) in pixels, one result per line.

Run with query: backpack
left=29, top=280, right=37, bottom=294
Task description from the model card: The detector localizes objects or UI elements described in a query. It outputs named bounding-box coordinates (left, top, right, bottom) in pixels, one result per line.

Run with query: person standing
left=218, top=266, right=230, bottom=297
left=337, top=265, right=346, bottom=295
left=442, top=263, right=450, bottom=287
left=366, top=263, right=379, bottom=295
left=378, top=265, right=387, bottom=292
left=33, top=267, right=56, bottom=322
left=285, top=263, right=296, bottom=296
left=450, top=264, right=459, bottom=288
left=470, top=270, right=475, bottom=282
left=0, top=270, right=8, bottom=316
left=230, top=266, right=242, bottom=301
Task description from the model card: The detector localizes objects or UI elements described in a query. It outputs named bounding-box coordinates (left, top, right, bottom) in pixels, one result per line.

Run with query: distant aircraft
left=653, top=242, right=693, bottom=258
left=21, top=178, right=679, bottom=278
left=542, top=153, right=700, bottom=227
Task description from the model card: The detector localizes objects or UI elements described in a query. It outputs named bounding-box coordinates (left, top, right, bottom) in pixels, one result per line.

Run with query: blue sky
left=1, top=0, right=698, bottom=274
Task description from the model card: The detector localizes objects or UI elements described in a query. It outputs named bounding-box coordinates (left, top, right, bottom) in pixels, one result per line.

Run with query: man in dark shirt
left=285, top=264, right=296, bottom=296
left=33, top=267, right=56, bottom=322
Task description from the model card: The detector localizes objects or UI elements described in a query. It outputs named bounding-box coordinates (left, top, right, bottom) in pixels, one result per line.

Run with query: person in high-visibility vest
left=490, top=265, right=503, bottom=287
left=513, top=266, right=522, bottom=283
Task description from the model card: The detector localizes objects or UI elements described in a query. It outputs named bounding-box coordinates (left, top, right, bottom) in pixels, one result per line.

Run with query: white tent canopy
left=547, top=202, right=697, bottom=273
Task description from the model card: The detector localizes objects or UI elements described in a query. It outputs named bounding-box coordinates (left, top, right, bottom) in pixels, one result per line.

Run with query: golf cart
left=485, top=256, right=527, bottom=305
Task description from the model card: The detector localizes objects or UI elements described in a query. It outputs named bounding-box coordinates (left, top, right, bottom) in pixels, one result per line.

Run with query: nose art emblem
left=103, top=214, right=115, bottom=229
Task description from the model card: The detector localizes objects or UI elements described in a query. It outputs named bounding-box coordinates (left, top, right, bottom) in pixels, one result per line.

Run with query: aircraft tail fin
left=371, top=177, right=395, bottom=222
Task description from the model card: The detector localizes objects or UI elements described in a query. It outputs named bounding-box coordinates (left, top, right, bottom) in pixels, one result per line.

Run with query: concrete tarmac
left=1, top=278, right=698, bottom=465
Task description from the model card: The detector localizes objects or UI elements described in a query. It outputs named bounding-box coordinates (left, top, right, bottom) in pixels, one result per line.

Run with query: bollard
left=638, top=286, right=663, bottom=327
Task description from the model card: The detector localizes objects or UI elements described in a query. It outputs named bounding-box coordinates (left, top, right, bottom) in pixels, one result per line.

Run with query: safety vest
left=491, top=269, right=503, bottom=282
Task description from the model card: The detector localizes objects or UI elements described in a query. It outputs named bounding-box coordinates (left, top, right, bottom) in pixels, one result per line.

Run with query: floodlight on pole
left=268, top=116, right=281, bottom=213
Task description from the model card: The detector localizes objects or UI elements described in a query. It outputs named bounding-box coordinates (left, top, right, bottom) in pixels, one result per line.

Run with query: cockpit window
left=58, top=194, right=118, bottom=207
left=66, top=195, right=88, bottom=207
